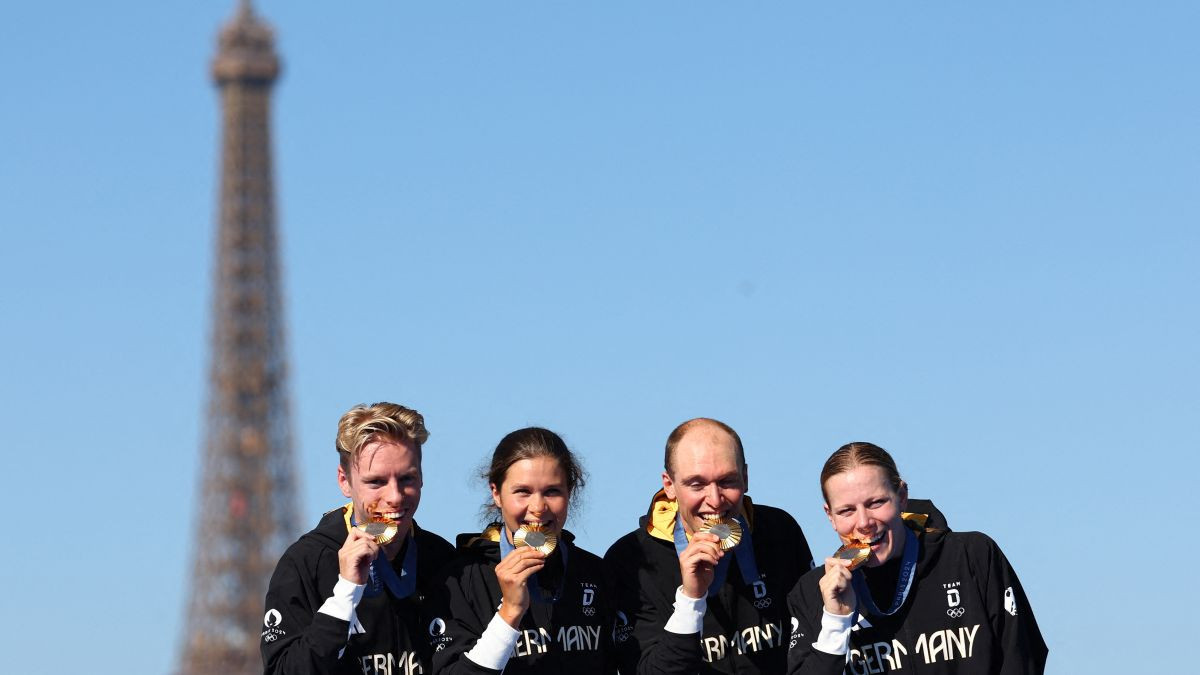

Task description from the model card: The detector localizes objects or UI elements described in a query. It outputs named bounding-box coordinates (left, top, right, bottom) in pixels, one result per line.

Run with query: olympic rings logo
left=946, top=607, right=966, bottom=618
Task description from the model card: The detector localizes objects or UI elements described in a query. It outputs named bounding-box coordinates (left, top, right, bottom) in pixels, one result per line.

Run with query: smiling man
left=261, top=403, right=455, bottom=675
left=605, top=418, right=816, bottom=675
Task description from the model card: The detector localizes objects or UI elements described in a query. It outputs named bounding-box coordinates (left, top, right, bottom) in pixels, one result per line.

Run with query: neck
left=383, top=534, right=407, bottom=561
left=891, top=525, right=907, bottom=560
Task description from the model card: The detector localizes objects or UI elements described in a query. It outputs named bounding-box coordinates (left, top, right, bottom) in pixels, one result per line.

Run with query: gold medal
left=512, top=523, right=558, bottom=555
left=355, top=502, right=401, bottom=545
left=698, top=515, right=743, bottom=550
left=358, top=517, right=399, bottom=546
left=833, top=542, right=870, bottom=570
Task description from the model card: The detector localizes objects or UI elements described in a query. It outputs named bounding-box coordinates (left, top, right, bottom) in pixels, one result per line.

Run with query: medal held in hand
left=833, top=541, right=870, bottom=570
left=512, top=523, right=558, bottom=555
left=698, top=514, right=743, bottom=550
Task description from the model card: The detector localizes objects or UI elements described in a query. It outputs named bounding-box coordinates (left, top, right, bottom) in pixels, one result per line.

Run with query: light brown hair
left=336, top=402, right=429, bottom=475
left=819, top=441, right=903, bottom=503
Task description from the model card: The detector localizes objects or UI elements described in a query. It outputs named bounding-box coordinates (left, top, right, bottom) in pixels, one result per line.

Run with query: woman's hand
left=678, top=532, right=724, bottom=599
left=819, top=557, right=856, bottom=616
left=495, top=547, right=547, bottom=628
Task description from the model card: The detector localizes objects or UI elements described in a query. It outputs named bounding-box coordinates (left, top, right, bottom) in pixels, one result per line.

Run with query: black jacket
left=429, top=526, right=617, bottom=675
left=261, top=505, right=455, bottom=675
left=605, top=493, right=815, bottom=675
left=786, top=514, right=1047, bottom=674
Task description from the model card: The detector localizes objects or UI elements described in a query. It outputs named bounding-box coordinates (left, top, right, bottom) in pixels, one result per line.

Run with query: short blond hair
left=336, top=402, right=429, bottom=474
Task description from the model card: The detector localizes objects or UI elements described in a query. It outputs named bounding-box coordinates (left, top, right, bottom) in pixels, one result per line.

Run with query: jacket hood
left=641, top=488, right=758, bottom=542
left=904, top=498, right=950, bottom=532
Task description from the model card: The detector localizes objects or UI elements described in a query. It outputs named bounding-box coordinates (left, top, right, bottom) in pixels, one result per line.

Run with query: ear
left=823, top=502, right=835, bottom=527
left=742, top=463, right=750, bottom=493
left=338, top=463, right=353, bottom=499
left=898, top=480, right=909, bottom=512
left=661, top=471, right=677, bottom=500
left=490, top=483, right=502, bottom=511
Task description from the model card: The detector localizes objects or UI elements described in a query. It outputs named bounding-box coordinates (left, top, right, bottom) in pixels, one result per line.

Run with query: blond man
left=262, top=403, right=455, bottom=675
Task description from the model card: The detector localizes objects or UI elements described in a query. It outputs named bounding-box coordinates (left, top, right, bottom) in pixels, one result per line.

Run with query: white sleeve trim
left=317, top=575, right=365, bottom=622
left=464, top=612, right=521, bottom=671
left=812, top=608, right=854, bottom=655
left=663, top=586, right=707, bottom=635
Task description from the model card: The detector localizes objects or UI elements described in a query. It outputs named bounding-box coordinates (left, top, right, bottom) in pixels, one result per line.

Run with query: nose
left=382, top=480, right=402, bottom=506
left=528, top=492, right=545, bottom=516
left=854, top=508, right=871, bottom=532
left=703, top=483, right=721, bottom=507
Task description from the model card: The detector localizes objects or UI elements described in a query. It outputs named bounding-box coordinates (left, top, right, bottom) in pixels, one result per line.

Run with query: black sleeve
left=970, top=535, right=1049, bottom=675
left=784, top=575, right=846, bottom=675
left=598, top=559, right=621, bottom=675
left=794, top=519, right=816, bottom=572
left=604, top=538, right=700, bottom=675
left=428, top=561, right=504, bottom=675
left=774, top=506, right=816, bottom=572
left=260, top=550, right=353, bottom=675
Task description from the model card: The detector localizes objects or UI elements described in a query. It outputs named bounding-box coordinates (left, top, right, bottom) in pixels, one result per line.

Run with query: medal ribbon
left=349, top=512, right=419, bottom=599
left=499, top=527, right=569, bottom=604
left=851, top=526, right=918, bottom=616
left=672, top=515, right=760, bottom=597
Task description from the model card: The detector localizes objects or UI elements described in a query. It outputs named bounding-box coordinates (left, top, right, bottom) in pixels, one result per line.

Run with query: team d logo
left=751, top=580, right=771, bottom=609
left=581, top=587, right=596, bottom=616
left=1004, top=587, right=1018, bottom=616
left=945, top=588, right=965, bottom=618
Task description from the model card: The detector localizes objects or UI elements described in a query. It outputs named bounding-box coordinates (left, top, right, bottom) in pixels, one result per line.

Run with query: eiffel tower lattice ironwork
left=179, top=2, right=299, bottom=672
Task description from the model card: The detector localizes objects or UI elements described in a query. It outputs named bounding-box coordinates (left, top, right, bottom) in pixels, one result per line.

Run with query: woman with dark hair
left=786, top=442, right=1047, bottom=674
left=429, top=428, right=615, bottom=675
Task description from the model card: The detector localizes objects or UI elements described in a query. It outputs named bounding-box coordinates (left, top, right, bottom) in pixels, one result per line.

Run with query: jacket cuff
left=663, top=586, right=707, bottom=634
left=465, top=613, right=521, bottom=671
left=813, top=608, right=853, bottom=655
left=317, top=575, right=365, bottom=622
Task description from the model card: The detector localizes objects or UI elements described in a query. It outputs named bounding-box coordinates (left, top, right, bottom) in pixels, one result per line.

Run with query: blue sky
left=1, top=2, right=1196, bottom=673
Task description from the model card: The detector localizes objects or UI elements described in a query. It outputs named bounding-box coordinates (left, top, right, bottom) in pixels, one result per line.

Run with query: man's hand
left=495, top=547, right=546, bottom=628
left=339, top=528, right=381, bottom=585
left=678, top=531, right=724, bottom=599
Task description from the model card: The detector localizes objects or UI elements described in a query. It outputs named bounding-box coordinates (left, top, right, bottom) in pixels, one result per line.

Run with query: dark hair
left=482, top=427, right=587, bottom=517
left=819, top=442, right=904, bottom=503
left=664, top=418, right=745, bottom=475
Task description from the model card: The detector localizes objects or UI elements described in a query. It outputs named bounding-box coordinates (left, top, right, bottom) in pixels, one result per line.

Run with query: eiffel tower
left=179, top=2, right=299, bottom=672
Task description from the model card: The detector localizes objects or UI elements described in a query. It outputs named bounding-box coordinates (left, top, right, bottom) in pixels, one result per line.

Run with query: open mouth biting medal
left=698, top=514, right=743, bottom=550
left=512, top=523, right=558, bottom=555
left=356, top=505, right=400, bottom=546
left=833, top=539, right=871, bottom=570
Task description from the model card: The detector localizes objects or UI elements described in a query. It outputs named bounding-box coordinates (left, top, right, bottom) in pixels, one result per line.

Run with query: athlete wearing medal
left=605, top=418, right=816, bottom=675
left=786, top=442, right=1047, bottom=674
left=429, top=428, right=616, bottom=675
left=261, top=403, right=454, bottom=675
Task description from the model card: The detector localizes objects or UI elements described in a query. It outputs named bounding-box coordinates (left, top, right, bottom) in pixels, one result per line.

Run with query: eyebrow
left=832, top=494, right=890, bottom=510
left=507, top=481, right=566, bottom=491
left=360, top=468, right=420, bottom=480
left=680, top=472, right=741, bottom=483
